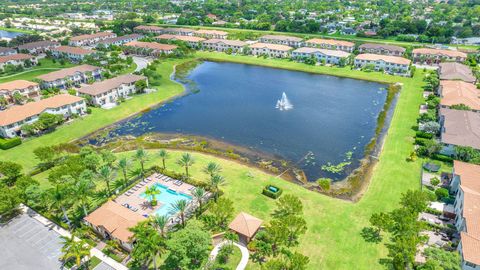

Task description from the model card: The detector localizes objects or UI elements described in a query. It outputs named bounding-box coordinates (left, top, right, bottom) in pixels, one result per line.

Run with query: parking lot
left=0, top=212, right=63, bottom=270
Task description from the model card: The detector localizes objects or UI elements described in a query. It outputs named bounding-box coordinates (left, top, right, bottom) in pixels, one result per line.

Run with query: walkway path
left=19, top=205, right=128, bottom=270
left=210, top=241, right=250, bottom=270
left=132, top=56, right=151, bottom=72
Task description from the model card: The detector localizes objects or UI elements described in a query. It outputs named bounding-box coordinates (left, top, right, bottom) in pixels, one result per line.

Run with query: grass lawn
left=10, top=52, right=425, bottom=269
left=0, top=26, right=35, bottom=34
left=0, top=58, right=75, bottom=83
left=215, top=245, right=243, bottom=269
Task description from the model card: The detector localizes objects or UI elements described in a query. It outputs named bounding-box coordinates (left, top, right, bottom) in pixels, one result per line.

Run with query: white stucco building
left=36, top=64, right=102, bottom=89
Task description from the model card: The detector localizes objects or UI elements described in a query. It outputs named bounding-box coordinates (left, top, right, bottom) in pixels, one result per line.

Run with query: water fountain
left=275, top=92, right=293, bottom=111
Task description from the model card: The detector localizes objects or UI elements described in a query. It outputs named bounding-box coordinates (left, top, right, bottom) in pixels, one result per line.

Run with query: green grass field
left=6, top=52, right=425, bottom=269
left=0, top=58, right=75, bottom=83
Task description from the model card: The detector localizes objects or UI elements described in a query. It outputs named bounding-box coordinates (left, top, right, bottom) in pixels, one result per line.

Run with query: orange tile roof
left=134, top=25, right=163, bottom=31
left=261, top=34, right=303, bottom=42
left=70, top=32, right=115, bottom=42
left=461, top=187, right=480, bottom=236
left=249, top=42, right=293, bottom=51
left=440, top=80, right=480, bottom=110
left=228, top=212, right=263, bottom=238
left=454, top=161, right=480, bottom=196
left=77, top=74, right=146, bottom=96
left=460, top=232, right=480, bottom=265
left=155, top=34, right=205, bottom=42
left=0, top=80, right=38, bottom=92
left=36, top=64, right=101, bottom=82
left=0, top=94, right=84, bottom=126
left=0, top=53, right=34, bottom=63
left=124, top=41, right=177, bottom=51
left=195, top=29, right=228, bottom=36
left=306, top=38, right=354, bottom=47
left=84, top=201, right=146, bottom=243
left=52, top=46, right=95, bottom=55
left=412, top=48, right=467, bottom=58
left=355, top=53, right=411, bottom=65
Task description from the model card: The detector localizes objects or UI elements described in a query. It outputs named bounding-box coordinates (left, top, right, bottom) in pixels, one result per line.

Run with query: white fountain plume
left=275, top=92, right=293, bottom=111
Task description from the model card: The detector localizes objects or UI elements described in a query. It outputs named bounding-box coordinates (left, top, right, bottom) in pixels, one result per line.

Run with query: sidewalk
left=20, top=205, right=128, bottom=270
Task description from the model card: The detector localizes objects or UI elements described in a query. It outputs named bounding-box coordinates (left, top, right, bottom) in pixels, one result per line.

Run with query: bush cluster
left=0, top=137, right=22, bottom=150
left=262, top=185, right=283, bottom=199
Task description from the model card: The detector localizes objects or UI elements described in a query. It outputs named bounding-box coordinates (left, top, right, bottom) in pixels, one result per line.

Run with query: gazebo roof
left=228, top=212, right=263, bottom=238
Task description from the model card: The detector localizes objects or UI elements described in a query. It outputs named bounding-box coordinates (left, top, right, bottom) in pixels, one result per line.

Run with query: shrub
left=317, top=178, right=332, bottom=191
left=431, top=154, right=454, bottom=163
left=0, top=137, right=22, bottom=150
left=430, top=177, right=440, bottom=186
left=262, top=185, right=283, bottom=199
left=416, top=131, right=434, bottom=139
left=415, top=137, right=432, bottom=146
left=435, top=188, right=449, bottom=201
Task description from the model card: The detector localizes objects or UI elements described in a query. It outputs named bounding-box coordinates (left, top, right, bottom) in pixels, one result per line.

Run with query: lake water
left=108, top=61, right=388, bottom=181
left=0, top=30, right=24, bottom=39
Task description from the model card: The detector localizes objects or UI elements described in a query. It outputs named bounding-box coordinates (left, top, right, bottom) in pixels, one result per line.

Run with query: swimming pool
left=140, top=183, right=193, bottom=217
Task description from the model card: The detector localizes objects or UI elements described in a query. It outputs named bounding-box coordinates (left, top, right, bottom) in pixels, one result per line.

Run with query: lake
left=106, top=61, right=388, bottom=181
left=0, top=30, right=24, bottom=39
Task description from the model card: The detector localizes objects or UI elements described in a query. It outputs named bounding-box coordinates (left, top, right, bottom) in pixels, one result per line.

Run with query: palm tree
left=152, top=214, right=169, bottom=238
left=129, top=221, right=165, bottom=270
left=203, top=162, right=222, bottom=177
left=210, top=174, right=226, bottom=202
left=117, top=157, right=130, bottom=187
left=60, top=234, right=90, bottom=268
left=169, top=199, right=188, bottom=227
left=74, top=177, right=95, bottom=216
left=144, top=185, right=161, bottom=206
left=158, top=149, right=169, bottom=170
left=98, top=165, right=114, bottom=196
left=191, top=187, right=206, bottom=214
left=135, top=148, right=149, bottom=179
left=176, top=153, right=195, bottom=178
left=49, top=185, right=71, bottom=225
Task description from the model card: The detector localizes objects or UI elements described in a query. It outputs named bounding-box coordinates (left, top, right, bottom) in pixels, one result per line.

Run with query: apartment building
left=36, top=64, right=102, bottom=89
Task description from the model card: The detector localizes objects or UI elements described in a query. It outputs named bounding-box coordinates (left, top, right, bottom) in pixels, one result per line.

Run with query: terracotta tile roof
left=52, top=46, right=95, bottom=55
left=0, top=94, right=84, bottom=126
left=440, top=108, right=480, bottom=149
left=77, top=74, right=146, bottom=96
left=412, top=48, right=467, bottom=58
left=454, top=161, right=480, bottom=195
left=84, top=201, right=146, bottom=243
left=306, top=38, right=354, bottom=47
left=440, top=80, right=480, bottom=110
left=18, top=41, right=60, bottom=50
left=37, top=64, right=101, bottom=82
left=358, top=43, right=406, bottom=53
left=202, top=39, right=247, bottom=47
left=228, top=212, right=263, bottom=238
left=124, top=41, right=177, bottom=51
left=249, top=42, right=293, bottom=51
left=461, top=187, right=480, bottom=236
left=260, top=34, right=303, bottom=42
left=0, top=47, right=16, bottom=54
left=195, top=29, right=228, bottom=36
left=293, top=47, right=350, bottom=57
left=155, top=34, right=205, bottom=42
left=134, top=25, right=163, bottom=32
left=460, top=232, right=480, bottom=265
left=0, top=53, right=34, bottom=63
left=355, top=53, right=411, bottom=65
left=98, top=34, right=143, bottom=45
left=0, top=80, right=38, bottom=92
left=163, top=28, right=195, bottom=34
left=70, top=32, right=115, bottom=42
left=439, top=62, right=476, bottom=83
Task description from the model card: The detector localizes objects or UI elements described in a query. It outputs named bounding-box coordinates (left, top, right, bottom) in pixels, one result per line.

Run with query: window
left=465, top=261, right=477, bottom=268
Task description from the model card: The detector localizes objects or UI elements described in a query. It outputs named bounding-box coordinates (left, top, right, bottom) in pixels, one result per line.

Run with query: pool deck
left=114, top=173, right=196, bottom=218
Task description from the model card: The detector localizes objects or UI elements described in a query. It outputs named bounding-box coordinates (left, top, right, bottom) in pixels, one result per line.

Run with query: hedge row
left=415, top=131, right=434, bottom=139
left=262, top=185, right=283, bottom=199
left=414, top=137, right=432, bottom=146
left=0, top=137, right=21, bottom=150
left=431, top=154, right=454, bottom=163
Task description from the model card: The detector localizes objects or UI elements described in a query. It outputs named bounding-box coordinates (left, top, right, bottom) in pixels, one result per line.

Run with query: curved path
left=210, top=241, right=249, bottom=270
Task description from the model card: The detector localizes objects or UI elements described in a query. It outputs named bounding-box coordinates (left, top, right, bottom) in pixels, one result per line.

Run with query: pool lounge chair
left=188, top=186, right=195, bottom=191
left=174, top=180, right=183, bottom=186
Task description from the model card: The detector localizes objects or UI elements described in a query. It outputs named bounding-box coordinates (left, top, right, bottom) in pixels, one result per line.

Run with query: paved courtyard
left=0, top=211, right=63, bottom=270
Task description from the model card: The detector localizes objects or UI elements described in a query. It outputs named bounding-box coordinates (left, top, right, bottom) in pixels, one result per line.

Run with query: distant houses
left=249, top=43, right=292, bottom=58
left=123, top=41, right=178, bottom=56
left=162, top=27, right=195, bottom=36
left=0, top=47, right=17, bottom=56
left=36, top=64, right=102, bottom=89
left=202, top=39, right=247, bottom=53
left=354, top=53, right=411, bottom=74
left=412, top=48, right=468, bottom=65
left=259, top=35, right=303, bottom=48
left=0, top=80, right=40, bottom=106
left=97, top=34, right=143, bottom=48
left=0, top=54, right=37, bottom=69
left=133, top=25, right=164, bottom=35
left=358, top=43, right=406, bottom=56
left=77, top=74, right=147, bottom=108
left=194, top=29, right=228, bottom=39
left=68, top=32, right=117, bottom=47
left=50, top=46, right=96, bottom=62
left=17, top=41, right=60, bottom=55
left=305, top=38, right=355, bottom=52
left=292, top=47, right=350, bottom=65
left=439, top=108, right=480, bottom=155
left=438, top=62, right=477, bottom=83
left=155, top=34, right=206, bottom=48
left=0, top=94, right=86, bottom=138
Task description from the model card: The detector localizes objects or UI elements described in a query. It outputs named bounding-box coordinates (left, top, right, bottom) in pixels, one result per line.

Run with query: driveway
left=210, top=241, right=249, bottom=270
